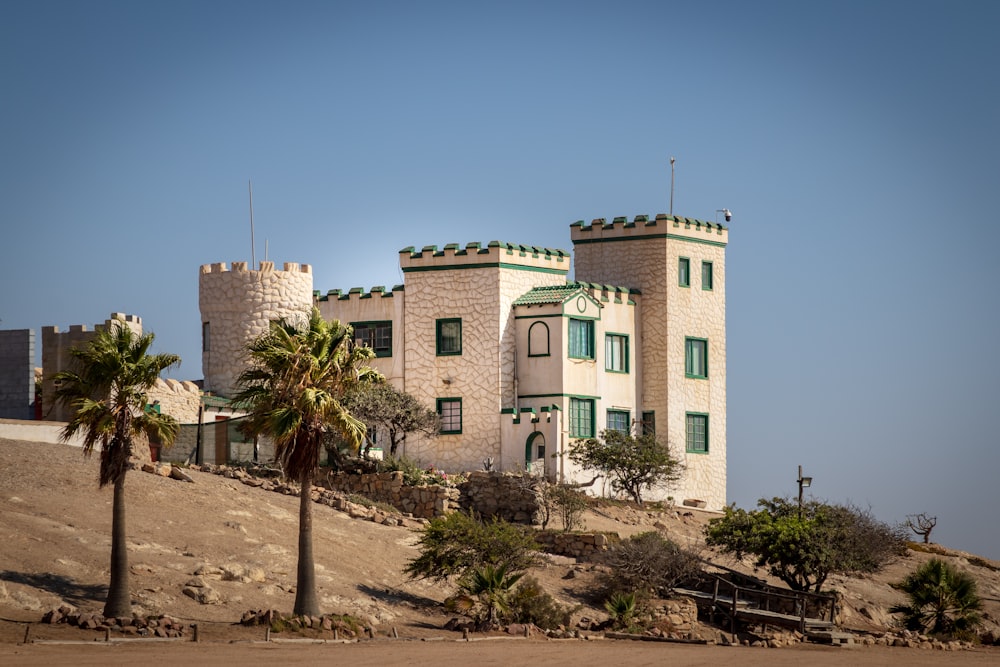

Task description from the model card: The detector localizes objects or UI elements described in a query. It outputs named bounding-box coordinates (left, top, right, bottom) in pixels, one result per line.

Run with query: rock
left=182, top=585, right=221, bottom=605
left=170, top=467, right=195, bottom=483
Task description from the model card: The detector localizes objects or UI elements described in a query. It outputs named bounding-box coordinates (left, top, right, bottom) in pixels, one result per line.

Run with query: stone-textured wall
left=199, top=261, right=313, bottom=398
left=572, top=216, right=728, bottom=510
left=399, top=242, right=568, bottom=471
left=322, top=470, right=459, bottom=518
left=41, top=313, right=144, bottom=421
left=148, top=378, right=201, bottom=424
left=0, top=329, right=35, bottom=420
left=533, top=530, right=614, bottom=560
left=458, top=471, right=545, bottom=523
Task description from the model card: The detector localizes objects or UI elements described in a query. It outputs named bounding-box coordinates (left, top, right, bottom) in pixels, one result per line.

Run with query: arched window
left=528, top=321, right=550, bottom=357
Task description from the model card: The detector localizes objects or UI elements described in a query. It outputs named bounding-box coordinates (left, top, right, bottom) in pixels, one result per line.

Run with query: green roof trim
left=570, top=214, right=727, bottom=233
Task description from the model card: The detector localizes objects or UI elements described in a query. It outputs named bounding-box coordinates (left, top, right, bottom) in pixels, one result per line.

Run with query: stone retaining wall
left=323, top=470, right=460, bottom=519
left=533, top=530, right=617, bottom=560
left=457, top=471, right=543, bottom=524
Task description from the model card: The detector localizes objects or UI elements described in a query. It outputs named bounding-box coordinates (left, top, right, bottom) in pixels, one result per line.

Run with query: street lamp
left=797, top=465, right=813, bottom=517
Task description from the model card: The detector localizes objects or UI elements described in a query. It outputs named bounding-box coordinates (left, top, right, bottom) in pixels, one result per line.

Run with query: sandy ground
left=1, top=437, right=998, bottom=666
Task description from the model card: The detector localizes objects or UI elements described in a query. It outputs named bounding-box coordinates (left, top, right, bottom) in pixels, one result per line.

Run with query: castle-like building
left=199, top=214, right=728, bottom=508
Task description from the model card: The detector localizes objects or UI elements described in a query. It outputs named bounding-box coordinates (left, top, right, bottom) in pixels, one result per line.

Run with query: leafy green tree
left=342, top=382, right=439, bottom=456
left=891, top=558, right=983, bottom=636
left=404, top=511, right=540, bottom=582
left=568, top=429, right=683, bottom=505
left=234, top=308, right=381, bottom=616
left=53, top=320, right=180, bottom=618
left=704, top=497, right=906, bottom=592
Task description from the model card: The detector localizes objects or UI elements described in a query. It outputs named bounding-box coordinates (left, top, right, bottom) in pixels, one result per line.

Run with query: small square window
left=437, top=398, right=462, bottom=434
left=353, top=321, right=392, bottom=357
left=569, top=397, right=594, bottom=438
left=605, top=333, right=629, bottom=373
left=607, top=409, right=630, bottom=433
left=702, top=261, right=714, bottom=291
left=436, top=318, right=462, bottom=356
left=686, top=413, right=708, bottom=453
left=568, top=318, right=594, bottom=359
left=685, top=337, right=708, bottom=379
left=678, top=257, right=690, bottom=287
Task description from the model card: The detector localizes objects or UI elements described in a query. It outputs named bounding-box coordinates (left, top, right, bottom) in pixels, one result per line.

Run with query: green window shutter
left=702, top=261, right=713, bottom=290
left=686, top=413, right=708, bottom=453
left=607, top=409, right=630, bottom=433
left=436, top=318, right=462, bottom=355
left=569, top=319, right=594, bottom=359
left=569, top=398, right=595, bottom=438
left=685, top=337, right=708, bottom=378
left=437, top=397, right=462, bottom=434
left=605, top=333, right=628, bottom=372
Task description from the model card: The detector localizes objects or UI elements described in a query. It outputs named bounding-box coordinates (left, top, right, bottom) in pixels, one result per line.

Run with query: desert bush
left=404, top=511, right=540, bottom=582
left=604, top=591, right=637, bottom=630
left=890, top=558, right=983, bottom=636
left=601, top=531, right=703, bottom=598
left=508, top=576, right=578, bottom=629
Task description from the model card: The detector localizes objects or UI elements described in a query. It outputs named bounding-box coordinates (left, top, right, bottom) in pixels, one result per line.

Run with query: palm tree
left=53, top=320, right=180, bottom=618
left=891, top=558, right=983, bottom=636
left=233, top=308, right=381, bottom=616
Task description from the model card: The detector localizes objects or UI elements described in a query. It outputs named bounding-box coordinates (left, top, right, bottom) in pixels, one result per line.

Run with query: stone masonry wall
left=458, top=471, right=545, bottom=524
left=322, top=470, right=460, bottom=519
left=199, top=261, right=313, bottom=398
left=0, top=329, right=35, bottom=420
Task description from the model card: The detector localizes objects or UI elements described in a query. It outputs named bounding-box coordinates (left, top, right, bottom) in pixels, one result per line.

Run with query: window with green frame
left=436, top=318, right=462, bottom=356
left=685, top=337, right=708, bottom=378
left=568, top=318, right=594, bottom=359
left=641, top=411, right=655, bottom=435
left=678, top=257, right=690, bottom=287
left=686, top=413, right=708, bottom=453
left=569, top=398, right=594, bottom=438
left=353, top=321, right=392, bottom=357
left=701, top=261, right=714, bottom=291
left=605, top=333, right=628, bottom=372
left=607, top=409, right=630, bottom=433
left=437, top=398, right=462, bottom=434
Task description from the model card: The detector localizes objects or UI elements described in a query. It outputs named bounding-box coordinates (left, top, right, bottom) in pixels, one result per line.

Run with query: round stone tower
left=199, top=261, right=313, bottom=398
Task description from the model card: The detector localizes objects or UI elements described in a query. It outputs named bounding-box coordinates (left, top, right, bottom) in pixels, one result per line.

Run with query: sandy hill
left=1, top=437, right=998, bottom=649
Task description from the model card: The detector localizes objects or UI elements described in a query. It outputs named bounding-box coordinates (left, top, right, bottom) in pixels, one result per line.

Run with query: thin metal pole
left=669, top=157, right=676, bottom=216
left=249, top=179, right=256, bottom=268
left=798, top=465, right=804, bottom=518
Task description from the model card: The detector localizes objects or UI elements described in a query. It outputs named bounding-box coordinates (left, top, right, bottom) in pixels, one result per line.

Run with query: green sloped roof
left=512, top=283, right=584, bottom=306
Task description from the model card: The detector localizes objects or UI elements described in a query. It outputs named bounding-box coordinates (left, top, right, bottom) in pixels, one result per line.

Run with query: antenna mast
left=249, top=179, right=256, bottom=268
left=669, top=156, right=676, bottom=216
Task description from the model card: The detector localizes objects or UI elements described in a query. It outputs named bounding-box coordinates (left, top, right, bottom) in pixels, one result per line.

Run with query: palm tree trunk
left=103, top=473, right=131, bottom=618
left=293, top=466, right=319, bottom=617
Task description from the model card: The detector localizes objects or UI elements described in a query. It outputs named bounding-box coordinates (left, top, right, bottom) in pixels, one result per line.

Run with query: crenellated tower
left=572, top=214, right=729, bottom=509
left=198, top=261, right=313, bottom=398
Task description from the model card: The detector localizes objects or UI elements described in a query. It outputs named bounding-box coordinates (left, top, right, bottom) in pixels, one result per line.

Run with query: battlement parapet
left=570, top=214, right=728, bottom=246
left=399, top=240, right=570, bottom=274
left=574, top=281, right=640, bottom=305
left=315, top=284, right=404, bottom=302
left=200, top=261, right=313, bottom=275
left=42, top=313, right=143, bottom=336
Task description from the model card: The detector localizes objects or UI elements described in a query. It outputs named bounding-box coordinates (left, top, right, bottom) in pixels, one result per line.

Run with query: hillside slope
left=1, top=438, right=998, bottom=645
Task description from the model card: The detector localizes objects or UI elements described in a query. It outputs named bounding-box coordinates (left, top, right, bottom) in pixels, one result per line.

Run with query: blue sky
left=2, top=1, right=998, bottom=559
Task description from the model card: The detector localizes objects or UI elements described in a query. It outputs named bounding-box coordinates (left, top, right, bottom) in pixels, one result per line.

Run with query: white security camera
left=723, top=209, right=732, bottom=222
